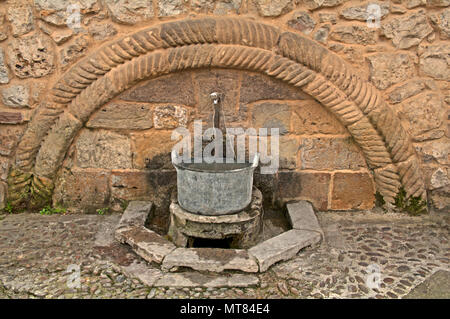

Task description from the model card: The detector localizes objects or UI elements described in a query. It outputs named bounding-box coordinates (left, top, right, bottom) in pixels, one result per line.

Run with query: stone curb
left=248, top=229, right=322, bottom=272
left=161, top=248, right=259, bottom=273
left=116, top=200, right=153, bottom=230
left=286, top=200, right=324, bottom=238
left=154, top=272, right=260, bottom=288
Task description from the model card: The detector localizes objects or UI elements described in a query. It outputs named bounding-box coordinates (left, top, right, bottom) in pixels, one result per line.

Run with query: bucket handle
left=252, top=153, right=260, bottom=168
left=171, top=149, right=181, bottom=165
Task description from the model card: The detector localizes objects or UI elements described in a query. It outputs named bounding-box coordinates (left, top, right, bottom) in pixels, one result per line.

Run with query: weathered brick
left=240, top=72, right=311, bottom=104
left=292, top=100, right=347, bottom=135
left=153, top=104, right=188, bottom=129
left=331, top=172, right=375, bottom=210
left=251, top=102, right=291, bottom=135
left=0, top=125, right=25, bottom=156
left=110, top=170, right=176, bottom=210
left=119, top=71, right=195, bottom=106
left=0, top=111, right=24, bottom=124
left=277, top=171, right=331, bottom=211
left=300, top=137, right=367, bottom=171
left=131, top=131, right=175, bottom=170
left=52, top=168, right=110, bottom=213
left=86, top=102, right=152, bottom=130
left=75, top=129, right=132, bottom=169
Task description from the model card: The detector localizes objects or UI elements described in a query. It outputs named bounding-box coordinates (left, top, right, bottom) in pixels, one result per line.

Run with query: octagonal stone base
left=168, top=187, right=263, bottom=249
left=114, top=197, right=322, bottom=279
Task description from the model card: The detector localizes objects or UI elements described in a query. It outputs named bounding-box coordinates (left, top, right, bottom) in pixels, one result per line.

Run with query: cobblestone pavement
left=0, top=209, right=448, bottom=299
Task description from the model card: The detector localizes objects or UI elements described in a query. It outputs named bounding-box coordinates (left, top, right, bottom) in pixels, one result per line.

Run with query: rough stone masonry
left=0, top=0, right=448, bottom=214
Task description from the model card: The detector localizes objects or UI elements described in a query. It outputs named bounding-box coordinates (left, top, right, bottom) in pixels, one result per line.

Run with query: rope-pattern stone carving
left=7, top=17, right=426, bottom=209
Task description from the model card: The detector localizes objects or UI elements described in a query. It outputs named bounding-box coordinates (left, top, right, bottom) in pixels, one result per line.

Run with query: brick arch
left=7, top=17, right=425, bottom=209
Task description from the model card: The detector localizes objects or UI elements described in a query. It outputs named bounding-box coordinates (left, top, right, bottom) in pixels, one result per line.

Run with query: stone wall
left=0, top=0, right=448, bottom=213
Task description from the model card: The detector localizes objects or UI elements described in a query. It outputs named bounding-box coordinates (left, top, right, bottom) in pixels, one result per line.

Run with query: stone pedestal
left=168, top=187, right=263, bottom=249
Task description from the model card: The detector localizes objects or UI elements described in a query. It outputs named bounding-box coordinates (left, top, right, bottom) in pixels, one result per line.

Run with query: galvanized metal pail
left=172, top=152, right=259, bottom=215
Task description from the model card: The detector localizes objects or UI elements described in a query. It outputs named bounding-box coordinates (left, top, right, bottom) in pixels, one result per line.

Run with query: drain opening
left=189, top=237, right=234, bottom=249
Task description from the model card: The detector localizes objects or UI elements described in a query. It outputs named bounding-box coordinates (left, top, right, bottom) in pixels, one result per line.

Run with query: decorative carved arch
left=7, top=17, right=426, bottom=209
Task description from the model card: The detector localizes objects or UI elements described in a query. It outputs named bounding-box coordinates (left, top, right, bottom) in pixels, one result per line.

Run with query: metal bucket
left=172, top=152, right=259, bottom=216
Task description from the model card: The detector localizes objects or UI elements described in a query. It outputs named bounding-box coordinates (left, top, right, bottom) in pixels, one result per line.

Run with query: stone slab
left=154, top=272, right=259, bottom=288
left=161, top=248, right=259, bottom=273
left=286, top=201, right=322, bottom=235
left=116, top=201, right=153, bottom=230
left=116, top=226, right=176, bottom=264
left=248, top=229, right=321, bottom=272
left=118, top=261, right=163, bottom=287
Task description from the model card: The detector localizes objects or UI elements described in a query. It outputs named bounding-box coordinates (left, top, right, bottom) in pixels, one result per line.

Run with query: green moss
left=39, top=205, right=66, bottom=215
left=394, top=187, right=427, bottom=216
left=96, top=207, right=109, bottom=215
left=3, top=201, right=13, bottom=214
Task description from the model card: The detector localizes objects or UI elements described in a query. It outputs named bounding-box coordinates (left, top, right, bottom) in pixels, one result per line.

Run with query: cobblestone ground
left=0, top=210, right=448, bottom=299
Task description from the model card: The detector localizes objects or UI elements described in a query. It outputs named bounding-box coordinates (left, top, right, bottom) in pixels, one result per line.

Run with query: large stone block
left=191, top=0, right=242, bottom=14
left=153, top=105, right=188, bottom=129
left=53, top=168, right=110, bottom=212
left=35, top=0, right=100, bottom=26
left=277, top=171, right=331, bottom=210
left=419, top=44, right=450, bottom=81
left=239, top=72, right=310, bottom=104
left=131, top=131, right=175, bottom=170
left=414, top=139, right=449, bottom=165
left=0, top=48, right=9, bottom=84
left=331, top=172, right=375, bottom=210
left=381, top=9, right=433, bottom=49
left=388, top=79, right=426, bottom=104
left=340, top=2, right=389, bottom=21
left=0, top=125, right=25, bottom=156
left=1, top=85, right=30, bottom=108
left=287, top=11, right=316, bottom=34
left=105, top=0, right=154, bottom=24
left=7, top=4, right=34, bottom=37
left=86, top=102, right=153, bottom=130
left=251, top=102, right=291, bottom=135
left=429, top=185, right=450, bottom=212
left=304, top=0, right=349, bottom=10
left=75, top=129, right=132, bottom=169
left=367, top=53, right=416, bottom=90
left=279, top=137, right=300, bottom=169
left=7, top=34, right=55, bottom=78
left=110, top=170, right=176, bottom=210
left=299, top=137, right=367, bottom=171
left=119, top=72, right=195, bottom=106
left=330, top=25, right=378, bottom=45
left=400, top=92, right=446, bottom=141
left=0, top=111, right=25, bottom=124
left=157, top=0, right=188, bottom=16
left=292, top=100, right=347, bottom=135
left=255, top=0, right=294, bottom=17
left=429, top=7, right=450, bottom=40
